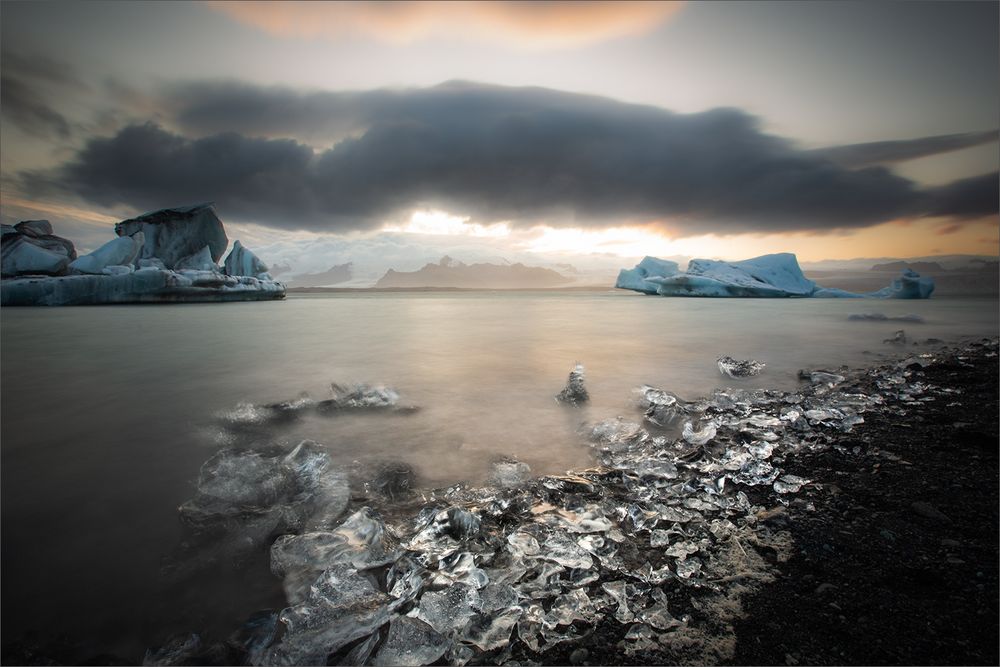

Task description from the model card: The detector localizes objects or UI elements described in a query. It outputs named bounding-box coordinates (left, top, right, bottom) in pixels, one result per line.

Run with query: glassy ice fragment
left=718, top=356, right=765, bottom=377
left=682, top=420, right=717, bottom=445
left=374, top=617, right=450, bottom=667
left=541, top=533, right=594, bottom=569
left=506, top=530, right=542, bottom=557
left=650, top=529, right=671, bottom=547
left=462, top=608, right=522, bottom=651
left=267, top=565, right=391, bottom=666
left=413, top=584, right=480, bottom=634
left=322, top=383, right=401, bottom=410
left=664, top=541, right=700, bottom=560
left=675, top=557, right=703, bottom=579
left=601, top=581, right=634, bottom=623
left=773, top=474, right=811, bottom=494
left=556, top=363, right=589, bottom=405
left=630, top=458, right=679, bottom=479
left=731, top=460, right=779, bottom=486
left=490, top=459, right=532, bottom=488
left=544, top=589, right=594, bottom=628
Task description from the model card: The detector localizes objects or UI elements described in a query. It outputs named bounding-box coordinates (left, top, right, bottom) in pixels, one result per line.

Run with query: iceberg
left=615, top=252, right=934, bottom=298
left=1, top=207, right=284, bottom=305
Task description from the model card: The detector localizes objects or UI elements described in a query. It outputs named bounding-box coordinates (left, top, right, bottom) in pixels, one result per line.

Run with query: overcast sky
left=1, top=0, right=997, bottom=270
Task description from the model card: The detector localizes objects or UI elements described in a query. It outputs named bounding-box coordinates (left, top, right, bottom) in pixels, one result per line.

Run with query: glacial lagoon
left=1, top=291, right=997, bottom=660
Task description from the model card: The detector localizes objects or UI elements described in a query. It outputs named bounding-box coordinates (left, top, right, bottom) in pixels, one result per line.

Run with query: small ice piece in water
left=773, top=474, right=811, bottom=494
left=718, top=356, right=765, bottom=378
left=318, top=383, right=405, bottom=411
left=556, top=363, right=589, bottom=404
left=884, top=330, right=907, bottom=345
left=374, top=617, right=450, bottom=667
left=589, top=418, right=649, bottom=451
left=682, top=420, right=717, bottom=445
left=798, top=369, right=846, bottom=386
left=489, top=458, right=531, bottom=488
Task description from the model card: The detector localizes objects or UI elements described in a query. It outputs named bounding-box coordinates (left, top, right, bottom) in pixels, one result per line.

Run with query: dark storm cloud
left=0, top=51, right=86, bottom=139
left=811, top=130, right=998, bottom=168
left=919, top=172, right=999, bottom=220
left=22, top=82, right=996, bottom=232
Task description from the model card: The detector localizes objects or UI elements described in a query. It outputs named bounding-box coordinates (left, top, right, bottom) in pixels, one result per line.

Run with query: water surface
left=2, top=291, right=996, bottom=659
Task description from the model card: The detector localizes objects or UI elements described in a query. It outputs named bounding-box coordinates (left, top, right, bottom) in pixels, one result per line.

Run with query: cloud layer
left=23, top=82, right=999, bottom=235
left=206, top=1, right=683, bottom=48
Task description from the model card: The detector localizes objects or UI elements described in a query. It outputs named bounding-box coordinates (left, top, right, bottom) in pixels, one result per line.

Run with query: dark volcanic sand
left=530, top=339, right=999, bottom=667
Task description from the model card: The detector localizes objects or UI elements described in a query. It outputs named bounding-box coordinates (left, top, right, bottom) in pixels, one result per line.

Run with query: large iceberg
left=1, top=205, right=285, bottom=306
left=616, top=253, right=934, bottom=299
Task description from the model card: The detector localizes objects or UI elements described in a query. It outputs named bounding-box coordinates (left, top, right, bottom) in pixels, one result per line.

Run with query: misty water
left=2, top=290, right=997, bottom=660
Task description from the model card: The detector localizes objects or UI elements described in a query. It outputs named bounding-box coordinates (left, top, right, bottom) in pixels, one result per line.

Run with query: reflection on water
left=1, top=291, right=996, bottom=659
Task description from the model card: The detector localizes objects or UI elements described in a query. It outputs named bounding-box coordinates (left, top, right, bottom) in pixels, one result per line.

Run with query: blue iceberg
left=616, top=253, right=934, bottom=299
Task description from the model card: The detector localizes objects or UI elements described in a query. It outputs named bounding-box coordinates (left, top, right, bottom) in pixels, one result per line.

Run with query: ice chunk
left=540, top=533, right=594, bottom=569
left=413, top=584, right=481, bottom=634
left=271, top=508, right=396, bottom=603
left=869, top=268, right=935, bottom=299
left=266, top=565, right=391, bottom=665
left=555, top=363, right=589, bottom=404
left=462, top=608, right=522, bottom=651
left=589, top=418, right=649, bottom=451
left=69, top=233, right=143, bottom=274
left=489, top=458, right=531, bottom=488
left=374, top=617, right=450, bottom=667
left=2, top=232, right=74, bottom=276
left=223, top=240, right=271, bottom=279
left=682, top=420, right=717, bottom=445
left=718, top=356, right=765, bottom=378
left=773, top=474, right=811, bottom=494
left=319, top=383, right=404, bottom=411
left=884, top=330, right=907, bottom=345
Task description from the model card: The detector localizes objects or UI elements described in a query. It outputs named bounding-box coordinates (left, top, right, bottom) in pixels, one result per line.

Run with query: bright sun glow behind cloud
left=383, top=210, right=512, bottom=237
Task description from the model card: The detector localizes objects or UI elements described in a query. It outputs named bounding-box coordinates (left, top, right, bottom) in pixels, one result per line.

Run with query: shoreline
left=3, top=338, right=997, bottom=665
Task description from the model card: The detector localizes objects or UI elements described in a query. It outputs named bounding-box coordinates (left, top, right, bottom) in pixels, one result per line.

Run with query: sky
left=1, top=0, right=997, bottom=280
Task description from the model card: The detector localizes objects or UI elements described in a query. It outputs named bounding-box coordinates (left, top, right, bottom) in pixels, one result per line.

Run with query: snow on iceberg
left=615, top=253, right=934, bottom=299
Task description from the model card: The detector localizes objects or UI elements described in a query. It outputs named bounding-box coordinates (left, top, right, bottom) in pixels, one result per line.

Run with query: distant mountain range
left=284, top=263, right=353, bottom=287
left=374, top=256, right=573, bottom=288
left=869, top=261, right=946, bottom=273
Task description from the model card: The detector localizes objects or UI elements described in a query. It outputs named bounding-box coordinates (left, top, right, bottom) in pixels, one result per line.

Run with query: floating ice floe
left=615, top=253, right=934, bottom=298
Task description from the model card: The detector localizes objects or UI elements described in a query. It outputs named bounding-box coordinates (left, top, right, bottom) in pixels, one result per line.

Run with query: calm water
left=2, top=291, right=997, bottom=659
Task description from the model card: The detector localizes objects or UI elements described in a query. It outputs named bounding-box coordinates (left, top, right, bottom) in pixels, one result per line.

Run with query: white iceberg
left=616, top=253, right=934, bottom=299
